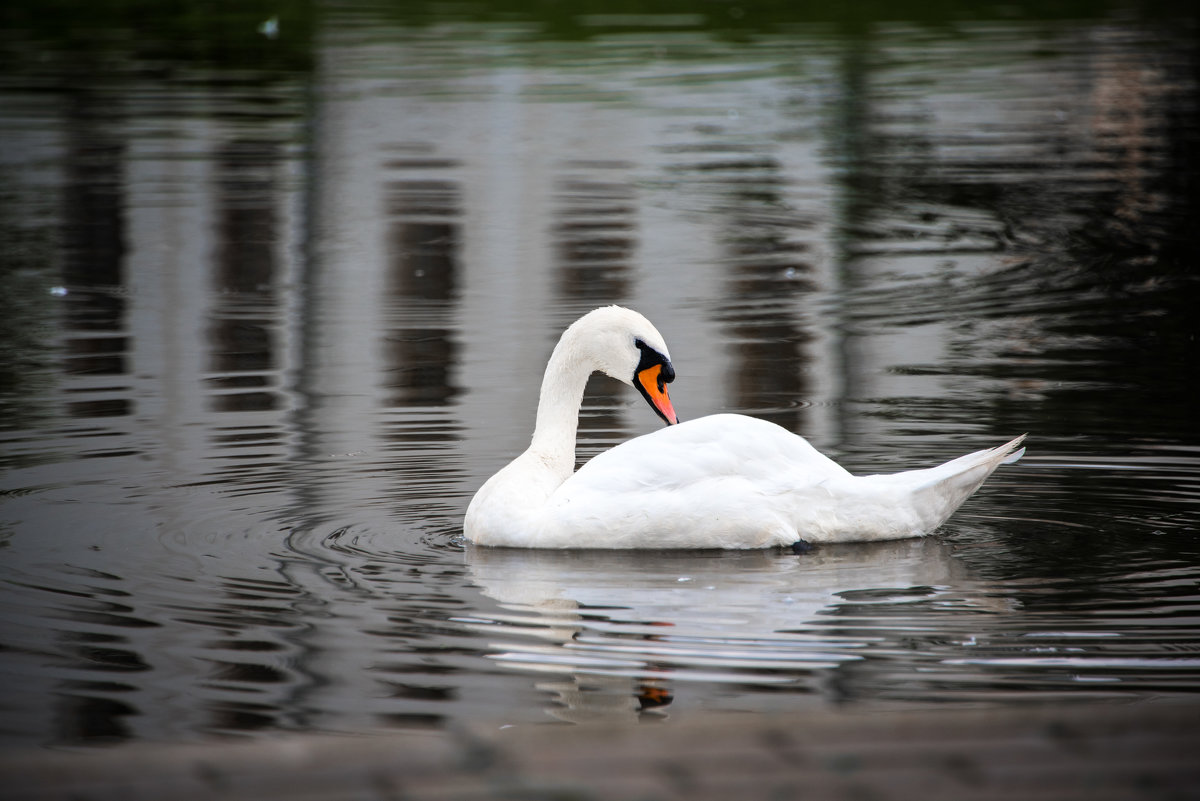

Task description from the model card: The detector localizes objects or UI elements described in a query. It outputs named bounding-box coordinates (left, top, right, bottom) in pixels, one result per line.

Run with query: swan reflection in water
left=462, top=538, right=1010, bottom=723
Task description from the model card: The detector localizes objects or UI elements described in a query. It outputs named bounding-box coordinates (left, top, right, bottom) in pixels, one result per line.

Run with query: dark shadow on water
left=209, top=139, right=283, bottom=413
left=383, top=168, right=462, bottom=407
left=552, top=162, right=638, bottom=455
left=61, top=85, right=129, bottom=415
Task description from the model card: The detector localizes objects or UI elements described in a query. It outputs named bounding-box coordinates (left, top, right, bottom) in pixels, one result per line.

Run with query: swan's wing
left=544, top=419, right=1023, bottom=547
left=538, top=415, right=852, bottom=547
left=564, top=413, right=850, bottom=494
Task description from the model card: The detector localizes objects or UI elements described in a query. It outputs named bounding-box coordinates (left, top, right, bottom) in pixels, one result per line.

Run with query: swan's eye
left=633, top=339, right=672, bottom=381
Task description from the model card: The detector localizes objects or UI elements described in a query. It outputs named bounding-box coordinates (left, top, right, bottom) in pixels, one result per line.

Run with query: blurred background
left=1, top=0, right=1198, bottom=748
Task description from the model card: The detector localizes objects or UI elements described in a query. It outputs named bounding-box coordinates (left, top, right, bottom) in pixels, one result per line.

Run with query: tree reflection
left=61, top=88, right=130, bottom=419
left=675, top=143, right=815, bottom=431
left=209, top=138, right=282, bottom=413
left=382, top=172, right=461, bottom=407
left=552, top=166, right=637, bottom=456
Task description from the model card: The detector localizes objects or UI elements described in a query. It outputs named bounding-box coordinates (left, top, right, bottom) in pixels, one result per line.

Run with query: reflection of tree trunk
left=551, top=168, right=637, bottom=456
left=382, top=176, right=460, bottom=408
left=62, top=89, right=130, bottom=418
left=708, top=150, right=814, bottom=432
left=828, top=33, right=878, bottom=440
left=553, top=175, right=634, bottom=302
left=377, top=160, right=464, bottom=533
left=209, top=139, right=281, bottom=413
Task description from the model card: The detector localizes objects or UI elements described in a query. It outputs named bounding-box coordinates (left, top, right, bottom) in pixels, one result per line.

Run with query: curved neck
left=527, top=334, right=592, bottom=477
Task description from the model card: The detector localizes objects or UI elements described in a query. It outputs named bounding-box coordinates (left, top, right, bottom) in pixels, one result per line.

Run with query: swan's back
left=533, top=416, right=1024, bottom=548
left=539, top=415, right=853, bottom=548
left=567, top=414, right=846, bottom=490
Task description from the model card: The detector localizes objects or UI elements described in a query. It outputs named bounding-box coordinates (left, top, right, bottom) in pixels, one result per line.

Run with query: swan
left=464, top=306, right=1025, bottom=549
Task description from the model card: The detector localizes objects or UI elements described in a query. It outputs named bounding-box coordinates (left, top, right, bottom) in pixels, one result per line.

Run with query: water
left=1, top=4, right=1199, bottom=746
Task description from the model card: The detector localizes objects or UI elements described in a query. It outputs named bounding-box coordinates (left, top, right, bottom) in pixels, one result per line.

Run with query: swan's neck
left=527, top=335, right=591, bottom=478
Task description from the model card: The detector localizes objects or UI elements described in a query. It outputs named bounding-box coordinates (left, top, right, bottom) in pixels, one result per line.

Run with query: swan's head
left=563, top=306, right=679, bottom=425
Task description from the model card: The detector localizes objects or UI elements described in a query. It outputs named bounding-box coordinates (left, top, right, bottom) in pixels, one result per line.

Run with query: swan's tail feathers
left=900, top=434, right=1026, bottom=532
left=1000, top=438, right=1027, bottom=465
left=923, top=434, right=1027, bottom=483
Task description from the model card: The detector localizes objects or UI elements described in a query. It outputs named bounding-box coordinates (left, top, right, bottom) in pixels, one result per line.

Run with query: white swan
left=464, top=306, right=1025, bottom=549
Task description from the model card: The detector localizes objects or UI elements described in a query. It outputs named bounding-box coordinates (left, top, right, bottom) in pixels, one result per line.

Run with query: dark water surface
left=1, top=3, right=1199, bottom=746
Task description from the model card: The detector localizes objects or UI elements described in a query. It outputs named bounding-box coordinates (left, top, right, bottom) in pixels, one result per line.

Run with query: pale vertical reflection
left=296, top=27, right=394, bottom=487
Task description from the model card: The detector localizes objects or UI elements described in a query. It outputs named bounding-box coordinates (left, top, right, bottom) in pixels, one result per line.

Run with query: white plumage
left=464, top=306, right=1025, bottom=549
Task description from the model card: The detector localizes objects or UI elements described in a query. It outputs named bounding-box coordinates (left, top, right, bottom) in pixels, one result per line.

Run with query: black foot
left=791, top=539, right=816, bottom=555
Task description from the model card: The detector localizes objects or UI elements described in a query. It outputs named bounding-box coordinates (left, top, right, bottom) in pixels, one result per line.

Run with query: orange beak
left=636, top=363, right=679, bottom=425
